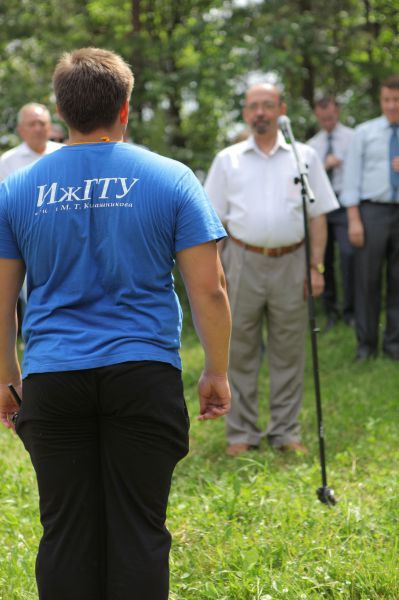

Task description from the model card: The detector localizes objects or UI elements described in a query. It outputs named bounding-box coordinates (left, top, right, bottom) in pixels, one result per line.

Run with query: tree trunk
left=130, top=0, right=145, bottom=135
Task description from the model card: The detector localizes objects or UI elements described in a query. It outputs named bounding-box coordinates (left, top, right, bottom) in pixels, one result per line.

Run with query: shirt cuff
left=340, top=193, right=359, bottom=207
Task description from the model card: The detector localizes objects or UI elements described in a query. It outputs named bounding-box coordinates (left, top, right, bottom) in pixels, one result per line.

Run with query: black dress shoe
left=355, top=348, right=377, bottom=362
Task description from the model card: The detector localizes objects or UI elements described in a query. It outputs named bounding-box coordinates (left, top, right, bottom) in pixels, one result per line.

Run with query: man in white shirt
left=205, top=83, right=338, bottom=457
left=308, top=98, right=354, bottom=330
left=0, top=103, right=64, bottom=325
left=0, top=103, right=63, bottom=181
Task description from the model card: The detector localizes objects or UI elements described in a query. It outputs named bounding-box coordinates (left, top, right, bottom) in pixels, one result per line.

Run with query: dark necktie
left=326, top=132, right=333, bottom=181
left=390, top=124, right=399, bottom=201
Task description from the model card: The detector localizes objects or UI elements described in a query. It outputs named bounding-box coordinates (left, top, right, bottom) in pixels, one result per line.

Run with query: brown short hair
left=53, top=47, right=134, bottom=133
left=381, top=75, right=399, bottom=90
left=313, top=96, right=338, bottom=110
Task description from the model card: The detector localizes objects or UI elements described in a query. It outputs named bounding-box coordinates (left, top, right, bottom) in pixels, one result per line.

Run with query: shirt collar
left=243, top=131, right=291, bottom=157
left=19, top=142, right=44, bottom=157
left=19, top=142, right=35, bottom=156
left=323, top=123, right=341, bottom=137
left=380, top=115, right=397, bottom=129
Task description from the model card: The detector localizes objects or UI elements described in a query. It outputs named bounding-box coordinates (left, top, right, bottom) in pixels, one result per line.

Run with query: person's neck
left=325, top=125, right=338, bottom=135
left=254, top=131, right=278, bottom=155
left=68, top=127, right=124, bottom=145
left=28, top=142, right=47, bottom=155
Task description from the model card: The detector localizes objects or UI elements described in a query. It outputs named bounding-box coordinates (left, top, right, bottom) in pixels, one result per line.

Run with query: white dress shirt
left=0, top=141, right=64, bottom=181
left=341, top=115, right=398, bottom=206
left=204, top=132, right=338, bottom=247
left=307, top=122, right=354, bottom=195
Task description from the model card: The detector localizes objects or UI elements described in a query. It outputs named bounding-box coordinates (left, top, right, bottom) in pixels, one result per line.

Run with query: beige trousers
left=222, top=239, right=307, bottom=447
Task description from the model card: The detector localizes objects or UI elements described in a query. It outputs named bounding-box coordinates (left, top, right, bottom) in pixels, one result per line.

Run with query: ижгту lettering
left=36, top=177, right=139, bottom=207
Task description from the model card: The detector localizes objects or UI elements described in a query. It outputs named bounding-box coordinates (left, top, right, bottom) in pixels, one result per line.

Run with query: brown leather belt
left=229, top=234, right=304, bottom=257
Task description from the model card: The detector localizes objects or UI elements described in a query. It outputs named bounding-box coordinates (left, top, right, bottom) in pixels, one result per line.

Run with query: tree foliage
left=1, top=0, right=399, bottom=170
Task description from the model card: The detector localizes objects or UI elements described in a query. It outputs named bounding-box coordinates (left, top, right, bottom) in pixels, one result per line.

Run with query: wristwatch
left=312, top=263, right=325, bottom=274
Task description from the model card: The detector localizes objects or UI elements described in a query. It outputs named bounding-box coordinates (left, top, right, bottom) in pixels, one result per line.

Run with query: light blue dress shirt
left=307, top=122, right=354, bottom=195
left=341, top=115, right=397, bottom=206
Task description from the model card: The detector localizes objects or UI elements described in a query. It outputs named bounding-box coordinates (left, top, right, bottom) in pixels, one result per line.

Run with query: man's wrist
left=202, top=369, right=228, bottom=378
left=0, top=379, right=22, bottom=388
left=311, top=263, right=325, bottom=274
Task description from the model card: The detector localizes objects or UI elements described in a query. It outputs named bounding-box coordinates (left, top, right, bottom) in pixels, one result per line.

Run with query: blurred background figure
left=342, top=75, right=399, bottom=362
left=0, top=103, right=64, bottom=180
left=307, top=97, right=355, bottom=330
left=49, top=122, right=67, bottom=143
left=0, top=103, right=64, bottom=337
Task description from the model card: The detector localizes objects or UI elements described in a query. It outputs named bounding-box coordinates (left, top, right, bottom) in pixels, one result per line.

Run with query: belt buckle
left=269, top=247, right=283, bottom=257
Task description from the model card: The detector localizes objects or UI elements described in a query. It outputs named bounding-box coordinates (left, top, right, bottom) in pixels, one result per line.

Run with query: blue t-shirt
left=0, top=142, right=226, bottom=377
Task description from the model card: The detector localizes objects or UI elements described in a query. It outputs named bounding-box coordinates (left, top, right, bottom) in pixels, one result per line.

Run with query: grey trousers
left=323, top=207, right=355, bottom=321
left=355, top=202, right=399, bottom=355
left=222, top=239, right=307, bottom=447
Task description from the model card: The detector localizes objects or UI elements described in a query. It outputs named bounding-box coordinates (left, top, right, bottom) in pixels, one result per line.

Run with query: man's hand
left=392, top=156, right=399, bottom=172
left=346, top=206, right=364, bottom=248
left=348, top=218, right=364, bottom=247
left=304, top=269, right=324, bottom=299
left=197, top=371, right=231, bottom=421
left=0, top=382, right=22, bottom=433
left=325, top=154, right=342, bottom=171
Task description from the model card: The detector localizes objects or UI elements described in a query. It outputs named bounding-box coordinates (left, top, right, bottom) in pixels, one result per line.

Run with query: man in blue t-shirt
left=0, top=48, right=231, bottom=600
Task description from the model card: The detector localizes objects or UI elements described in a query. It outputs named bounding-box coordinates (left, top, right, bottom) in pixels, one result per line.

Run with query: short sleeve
left=306, top=148, right=339, bottom=217
left=174, top=169, right=226, bottom=252
left=203, top=153, right=229, bottom=221
left=0, top=183, right=23, bottom=259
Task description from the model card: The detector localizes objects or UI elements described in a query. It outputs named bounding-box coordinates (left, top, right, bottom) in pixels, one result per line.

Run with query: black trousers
left=355, top=202, right=399, bottom=354
left=322, top=207, right=355, bottom=320
left=16, top=361, right=190, bottom=600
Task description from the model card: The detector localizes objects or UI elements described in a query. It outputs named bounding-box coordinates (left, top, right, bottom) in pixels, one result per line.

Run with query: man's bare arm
left=177, top=241, right=231, bottom=420
left=308, top=214, right=327, bottom=298
left=0, top=258, right=25, bottom=429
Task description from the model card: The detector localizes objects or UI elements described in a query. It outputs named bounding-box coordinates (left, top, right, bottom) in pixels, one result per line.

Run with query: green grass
left=1, top=315, right=399, bottom=599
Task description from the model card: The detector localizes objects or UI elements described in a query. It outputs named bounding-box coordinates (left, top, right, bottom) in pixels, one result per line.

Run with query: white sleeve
left=203, top=154, right=229, bottom=223
left=341, top=127, right=363, bottom=207
left=307, top=148, right=340, bottom=217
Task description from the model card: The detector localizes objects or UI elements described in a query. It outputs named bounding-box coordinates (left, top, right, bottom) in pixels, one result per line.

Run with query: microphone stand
left=278, top=116, right=336, bottom=507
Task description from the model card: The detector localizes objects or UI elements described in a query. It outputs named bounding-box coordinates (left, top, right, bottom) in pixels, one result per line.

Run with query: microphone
left=278, top=115, right=290, bottom=130
left=278, top=114, right=316, bottom=203
left=278, top=115, right=291, bottom=138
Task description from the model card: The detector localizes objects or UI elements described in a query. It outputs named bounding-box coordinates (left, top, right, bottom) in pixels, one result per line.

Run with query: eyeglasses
left=245, top=101, right=278, bottom=112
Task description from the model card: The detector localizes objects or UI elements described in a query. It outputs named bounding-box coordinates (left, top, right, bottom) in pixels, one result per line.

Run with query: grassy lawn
left=1, top=314, right=398, bottom=599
